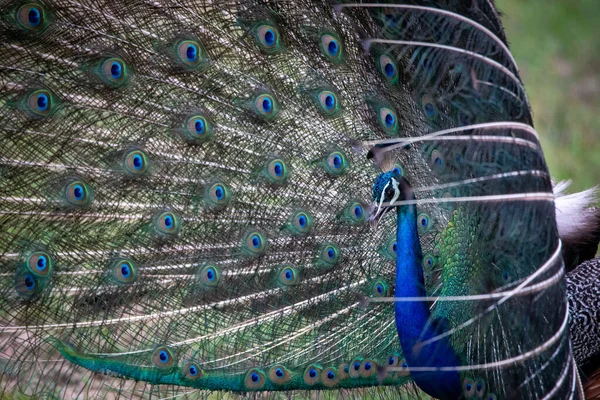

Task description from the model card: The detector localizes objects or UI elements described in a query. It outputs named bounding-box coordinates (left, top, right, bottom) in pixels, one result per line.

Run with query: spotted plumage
left=0, top=0, right=591, bottom=399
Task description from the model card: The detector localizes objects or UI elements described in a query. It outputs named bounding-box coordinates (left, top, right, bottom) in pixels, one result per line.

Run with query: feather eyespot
left=199, top=264, right=220, bottom=287
left=177, top=40, right=203, bottom=68
left=379, top=108, right=398, bottom=132
left=463, top=378, right=475, bottom=398
left=183, top=115, right=214, bottom=143
left=27, top=251, right=52, bottom=277
left=154, top=211, right=181, bottom=236
left=475, top=379, right=486, bottom=397
left=379, top=55, right=398, bottom=83
left=321, top=367, right=339, bottom=387
left=430, top=149, right=445, bottom=172
left=324, top=151, right=348, bottom=176
left=289, top=210, right=312, bottom=235
left=417, top=213, right=433, bottom=234
left=64, top=180, right=92, bottom=207
left=393, top=164, right=405, bottom=176
left=316, top=90, right=340, bottom=116
left=266, top=158, right=289, bottom=183
left=318, top=243, right=340, bottom=268
left=343, top=201, right=367, bottom=225
left=256, top=25, right=281, bottom=53
left=321, top=34, right=343, bottom=62
left=348, top=358, right=363, bottom=378
left=387, top=354, right=399, bottom=367
left=182, top=362, right=203, bottom=380
left=15, top=272, right=39, bottom=298
left=423, top=253, right=436, bottom=267
left=152, top=347, right=176, bottom=368
left=303, top=365, right=321, bottom=385
left=254, top=94, right=279, bottom=119
left=112, top=259, right=137, bottom=284
left=123, top=150, right=149, bottom=176
left=399, top=360, right=409, bottom=375
left=205, top=182, right=230, bottom=210
left=27, top=89, right=53, bottom=116
left=242, top=230, right=267, bottom=256
left=359, top=360, right=377, bottom=377
left=371, top=279, right=388, bottom=297
left=16, top=4, right=47, bottom=31
left=269, top=365, right=291, bottom=384
left=421, top=94, right=437, bottom=119
left=100, top=58, right=128, bottom=86
left=277, top=266, right=299, bottom=286
left=245, top=369, right=266, bottom=390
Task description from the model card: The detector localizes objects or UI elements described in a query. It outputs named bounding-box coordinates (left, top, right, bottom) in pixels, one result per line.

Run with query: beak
left=369, top=201, right=392, bottom=228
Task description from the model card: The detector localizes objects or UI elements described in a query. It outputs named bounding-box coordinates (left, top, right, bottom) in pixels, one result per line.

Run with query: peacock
left=0, top=0, right=599, bottom=398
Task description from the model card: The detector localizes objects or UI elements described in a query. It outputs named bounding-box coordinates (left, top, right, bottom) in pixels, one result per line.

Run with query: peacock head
left=370, top=169, right=414, bottom=225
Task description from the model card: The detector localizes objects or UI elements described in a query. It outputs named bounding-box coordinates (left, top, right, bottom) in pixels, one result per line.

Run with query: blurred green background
left=496, top=0, right=600, bottom=192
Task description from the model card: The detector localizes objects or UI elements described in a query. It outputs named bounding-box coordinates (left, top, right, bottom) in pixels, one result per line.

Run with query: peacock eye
left=385, top=187, right=395, bottom=198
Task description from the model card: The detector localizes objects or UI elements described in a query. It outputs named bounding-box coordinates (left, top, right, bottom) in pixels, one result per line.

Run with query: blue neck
left=394, top=204, right=462, bottom=400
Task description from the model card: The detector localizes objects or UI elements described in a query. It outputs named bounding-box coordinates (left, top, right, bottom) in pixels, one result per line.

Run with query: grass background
left=496, top=0, right=600, bottom=192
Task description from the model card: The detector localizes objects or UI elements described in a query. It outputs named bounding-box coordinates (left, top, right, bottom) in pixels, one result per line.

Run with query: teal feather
left=0, top=0, right=588, bottom=399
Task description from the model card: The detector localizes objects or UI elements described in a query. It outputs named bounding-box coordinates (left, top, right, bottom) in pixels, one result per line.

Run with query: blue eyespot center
left=121, top=264, right=130, bottom=278
left=353, top=362, right=360, bottom=371
left=324, top=94, right=335, bottom=110
left=37, top=94, right=48, bottom=111
left=298, top=215, right=307, bottom=228
left=353, top=205, right=362, bottom=218
left=206, top=268, right=215, bottom=281
left=262, top=98, right=272, bottom=113
left=73, top=184, right=84, bottom=200
left=215, top=186, right=224, bottom=200
left=435, top=157, right=443, bottom=166
left=333, top=155, right=342, bottom=168
left=251, top=235, right=260, bottom=248
left=384, top=62, right=395, bottom=77
left=133, top=154, right=143, bottom=169
left=328, top=40, right=338, bottom=56
left=327, top=370, right=335, bottom=380
left=273, top=162, right=283, bottom=176
left=392, top=242, right=397, bottom=252
left=276, top=368, right=284, bottom=377
left=194, top=119, right=205, bottom=134
left=264, top=29, right=275, bottom=46
left=24, top=274, right=35, bottom=290
left=189, top=365, right=198, bottom=375
left=364, top=362, right=372, bottom=370
left=425, top=103, right=435, bottom=117
left=466, top=383, right=472, bottom=391
left=402, top=362, right=408, bottom=368
left=251, top=372, right=260, bottom=382
left=427, top=258, right=433, bottom=266
left=327, top=248, right=335, bottom=259
left=388, top=357, right=395, bottom=365
left=36, top=255, right=47, bottom=270
left=186, top=44, right=197, bottom=62
left=376, top=284, right=383, bottom=294
left=110, top=62, right=122, bottom=79
left=309, top=368, right=317, bottom=378
left=159, top=350, right=168, bottom=363
left=385, top=113, right=395, bottom=127
left=421, top=217, right=428, bottom=227
left=284, top=269, right=293, bottom=280
left=476, top=382, right=483, bottom=391
left=164, top=215, right=173, bottom=228
left=28, top=8, right=41, bottom=26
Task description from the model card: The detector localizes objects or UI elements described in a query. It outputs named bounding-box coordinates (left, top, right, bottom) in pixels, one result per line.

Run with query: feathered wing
left=0, top=0, right=578, bottom=399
